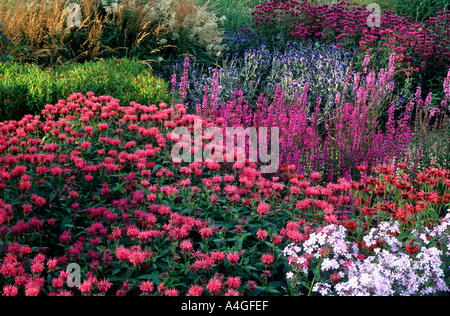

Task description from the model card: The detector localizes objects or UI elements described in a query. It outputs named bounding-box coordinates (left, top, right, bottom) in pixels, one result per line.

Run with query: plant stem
left=308, top=258, right=322, bottom=296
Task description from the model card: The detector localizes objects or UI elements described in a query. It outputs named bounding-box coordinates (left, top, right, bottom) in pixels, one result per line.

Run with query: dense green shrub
left=0, top=58, right=170, bottom=121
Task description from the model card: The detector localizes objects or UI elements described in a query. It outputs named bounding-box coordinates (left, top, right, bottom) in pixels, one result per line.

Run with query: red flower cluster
left=252, top=0, right=450, bottom=76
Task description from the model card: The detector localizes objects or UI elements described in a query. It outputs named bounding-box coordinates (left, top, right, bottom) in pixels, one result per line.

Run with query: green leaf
left=111, top=268, right=121, bottom=275
left=152, top=164, right=162, bottom=173
left=244, top=265, right=258, bottom=272
left=269, top=281, right=285, bottom=288
left=298, top=280, right=312, bottom=290
left=61, top=217, right=73, bottom=230
left=268, top=288, right=281, bottom=295
left=356, top=225, right=363, bottom=236
left=137, top=274, right=161, bottom=284
left=108, top=277, right=121, bottom=283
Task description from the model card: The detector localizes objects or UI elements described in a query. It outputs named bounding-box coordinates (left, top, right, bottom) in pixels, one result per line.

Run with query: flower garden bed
left=0, top=0, right=449, bottom=297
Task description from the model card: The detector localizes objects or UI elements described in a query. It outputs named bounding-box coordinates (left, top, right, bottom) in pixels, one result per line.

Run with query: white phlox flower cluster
left=335, top=247, right=448, bottom=296
left=283, top=211, right=450, bottom=296
left=363, top=220, right=402, bottom=252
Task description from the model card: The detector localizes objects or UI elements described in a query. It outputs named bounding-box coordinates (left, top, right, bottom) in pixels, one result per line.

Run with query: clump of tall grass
left=395, top=0, right=449, bottom=23
left=0, top=0, right=224, bottom=67
left=142, top=0, right=226, bottom=62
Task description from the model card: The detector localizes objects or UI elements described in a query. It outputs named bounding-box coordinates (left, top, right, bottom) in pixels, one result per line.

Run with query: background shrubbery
left=0, top=58, right=169, bottom=121
left=0, top=0, right=225, bottom=68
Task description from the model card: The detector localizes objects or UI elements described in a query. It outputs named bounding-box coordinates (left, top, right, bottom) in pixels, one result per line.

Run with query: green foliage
left=0, top=21, right=13, bottom=61
left=394, top=0, right=449, bottom=22
left=0, top=58, right=170, bottom=121
left=202, top=0, right=265, bottom=31
left=347, top=0, right=396, bottom=11
left=0, top=0, right=225, bottom=69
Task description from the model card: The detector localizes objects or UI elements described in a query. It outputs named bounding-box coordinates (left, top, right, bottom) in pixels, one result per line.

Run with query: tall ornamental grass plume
left=394, top=0, right=449, bottom=23
left=0, top=0, right=161, bottom=65
left=0, top=0, right=225, bottom=66
left=140, top=0, right=226, bottom=61
left=193, top=52, right=416, bottom=181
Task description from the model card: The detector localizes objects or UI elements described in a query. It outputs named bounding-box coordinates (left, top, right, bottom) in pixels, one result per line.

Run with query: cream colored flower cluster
left=101, top=0, right=226, bottom=57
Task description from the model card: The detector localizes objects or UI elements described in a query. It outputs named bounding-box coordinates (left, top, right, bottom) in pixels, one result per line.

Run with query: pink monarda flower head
left=211, top=251, right=226, bottom=263
left=98, top=123, right=109, bottom=131
left=246, top=281, right=257, bottom=292
left=164, top=288, right=179, bottom=296
left=24, top=283, right=41, bottom=296
left=210, top=195, right=219, bottom=204
left=78, top=280, right=92, bottom=295
left=30, top=262, right=44, bottom=275
left=97, top=279, right=112, bottom=293
left=227, top=252, right=240, bottom=265
left=206, top=277, right=223, bottom=295
left=256, top=229, right=268, bottom=240
left=2, top=285, right=18, bottom=296
left=11, top=165, right=26, bottom=177
left=261, top=253, right=274, bottom=266
left=128, top=249, right=148, bottom=266
left=226, top=276, right=241, bottom=289
left=22, top=204, right=32, bottom=215
left=180, top=239, right=193, bottom=252
left=187, top=284, right=203, bottom=296
left=140, top=281, right=154, bottom=295
left=257, top=201, right=270, bottom=216
left=115, top=246, right=130, bottom=262
left=199, top=227, right=213, bottom=239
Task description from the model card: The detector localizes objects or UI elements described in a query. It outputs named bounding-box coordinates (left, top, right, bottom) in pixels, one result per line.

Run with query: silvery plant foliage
left=167, top=31, right=356, bottom=112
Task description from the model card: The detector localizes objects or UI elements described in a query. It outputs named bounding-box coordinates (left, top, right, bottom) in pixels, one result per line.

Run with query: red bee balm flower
left=257, top=201, right=270, bottom=215
left=261, top=253, right=274, bottom=266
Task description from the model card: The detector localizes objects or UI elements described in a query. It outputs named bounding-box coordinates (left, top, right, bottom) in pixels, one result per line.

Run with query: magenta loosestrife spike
left=171, top=73, right=177, bottom=104
left=300, top=83, right=308, bottom=107
left=388, top=52, right=396, bottom=80
left=200, top=85, right=208, bottom=116
left=363, top=54, right=370, bottom=73
left=424, top=92, right=432, bottom=111
left=189, top=43, right=419, bottom=178
left=335, top=92, right=340, bottom=105
left=353, top=73, right=360, bottom=92
left=171, top=73, right=177, bottom=90
left=415, top=87, right=423, bottom=108
left=210, top=69, right=219, bottom=111
left=179, top=56, right=190, bottom=102
left=444, top=69, right=450, bottom=101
